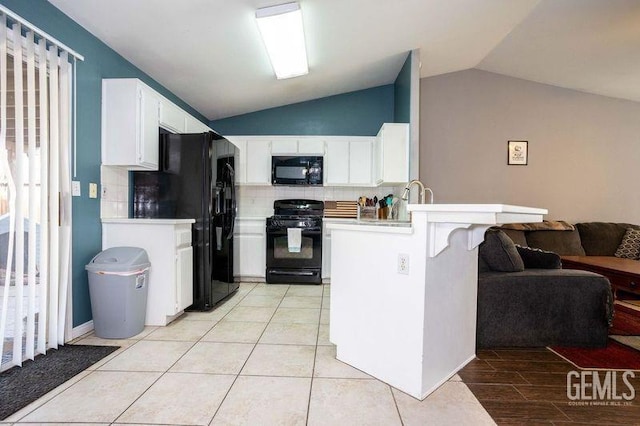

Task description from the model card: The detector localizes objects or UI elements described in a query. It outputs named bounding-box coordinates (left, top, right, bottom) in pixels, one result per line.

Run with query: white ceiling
left=48, top=0, right=640, bottom=120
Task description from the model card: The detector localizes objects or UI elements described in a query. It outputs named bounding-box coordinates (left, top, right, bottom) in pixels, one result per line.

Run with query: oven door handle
left=270, top=270, right=317, bottom=277
left=267, top=229, right=322, bottom=235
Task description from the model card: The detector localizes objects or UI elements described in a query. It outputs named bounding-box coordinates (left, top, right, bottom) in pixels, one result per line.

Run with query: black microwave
left=272, top=156, right=323, bottom=186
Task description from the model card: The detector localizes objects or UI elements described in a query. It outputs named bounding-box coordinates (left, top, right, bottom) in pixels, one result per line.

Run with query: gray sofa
left=499, top=221, right=640, bottom=258
left=476, top=229, right=613, bottom=348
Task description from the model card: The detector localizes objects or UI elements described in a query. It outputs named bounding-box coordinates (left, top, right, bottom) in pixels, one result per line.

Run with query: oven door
left=266, top=227, right=322, bottom=269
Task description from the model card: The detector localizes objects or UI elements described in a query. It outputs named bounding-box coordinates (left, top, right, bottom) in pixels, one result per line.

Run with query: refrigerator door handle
left=214, top=186, right=223, bottom=215
left=225, top=163, right=236, bottom=239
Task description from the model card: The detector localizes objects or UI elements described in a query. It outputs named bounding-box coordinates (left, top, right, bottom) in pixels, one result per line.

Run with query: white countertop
left=102, top=218, right=196, bottom=225
left=407, top=203, right=548, bottom=214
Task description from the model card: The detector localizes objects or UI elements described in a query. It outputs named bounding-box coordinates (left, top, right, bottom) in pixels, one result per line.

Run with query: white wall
left=420, top=69, right=640, bottom=223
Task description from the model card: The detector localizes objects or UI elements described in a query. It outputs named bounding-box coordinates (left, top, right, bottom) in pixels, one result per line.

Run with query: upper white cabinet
left=349, top=138, right=374, bottom=185
left=228, top=137, right=272, bottom=185
left=159, top=100, right=186, bottom=133
left=375, top=123, right=410, bottom=185
left=271, top=139, right=298, bottom=154
left=185, top=115, right=211, bottom=134
left=270, top=137, right=325, bottom=155
left=102, top=78, right=212, bottom=170
left=324, top=137, right=375, bottom=186
left=225, top=125, right=408, bottom=187
left=324, top=139, right=349, bottom=185
left=101, top=79, right=160, bottom=170
left=297, top=138, right=325, bottom=154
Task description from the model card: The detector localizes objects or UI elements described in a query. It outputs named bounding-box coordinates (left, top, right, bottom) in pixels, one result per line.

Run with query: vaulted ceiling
left=49, top=0, right=640, bottom=120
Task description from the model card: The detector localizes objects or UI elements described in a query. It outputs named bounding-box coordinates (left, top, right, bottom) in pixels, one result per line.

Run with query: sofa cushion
left=479, top=230, right=524, bottom=272
left=477, top=269, right=612, bottom=348
left=576, top=222, right=640, bottom=256
left=515, top=245, right=561, bottom=269
left=525, top=230, right=585, bottom=256
left=500, top=229, right=528, bottom=246
left=478, top=255, right=491, bottom=272
left=614, top=228, right=640, bottom=259
left=501, top=220, right=575, bottom=231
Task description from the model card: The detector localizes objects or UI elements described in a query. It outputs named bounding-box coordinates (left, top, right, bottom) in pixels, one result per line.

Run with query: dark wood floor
left=459, top=348, right=640, bottom=425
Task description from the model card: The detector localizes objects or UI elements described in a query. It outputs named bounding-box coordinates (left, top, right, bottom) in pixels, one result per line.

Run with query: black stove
left=267, top=215, right=323, bottom=230
left=266, top=200, right=324, bottom=284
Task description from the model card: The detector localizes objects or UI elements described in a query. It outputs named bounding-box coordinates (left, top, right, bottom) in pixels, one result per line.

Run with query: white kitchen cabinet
left=101, top=79, right=160, bottom=170
left=375, top=123, right=410, bottom=185
left=271, top=139, right=298, bottom=155
left=322, top=218, right=358, bottom=280
left=159, top=99, right=186, bottom=133
left=230, top=138, right=272, bottom=185
left=270, top=137, right=325, bottom=155
left=324, top=139, right=349, bottom=185
left=322, top=222, right=333, bottom=280
left=233, top=218, right=266, bottom=279
left=349, top=139, right=374, bottom=185
left=185, top=115, right=212, bottom=133
left=101, top=218, right=195, bottom=326
left=323, top=137, right=375, bottom=186
left=297, top=138, right=325, bottom=154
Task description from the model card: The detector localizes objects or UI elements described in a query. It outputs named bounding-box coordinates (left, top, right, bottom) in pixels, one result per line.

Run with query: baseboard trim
left=71, top=320, right=94, bottom=340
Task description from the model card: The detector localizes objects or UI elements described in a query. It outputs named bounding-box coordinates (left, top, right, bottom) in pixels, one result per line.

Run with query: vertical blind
left=0, top=7, right=81, bottom=371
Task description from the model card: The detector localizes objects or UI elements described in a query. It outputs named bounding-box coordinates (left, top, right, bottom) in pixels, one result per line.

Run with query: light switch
left=89, top=182, right=98, bottom=199
left=72, top=181, right=81, bottom=197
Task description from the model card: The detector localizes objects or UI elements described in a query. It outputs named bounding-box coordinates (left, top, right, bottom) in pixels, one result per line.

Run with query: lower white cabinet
left=101, top=218, right=195, bottom=326
left=233, top=218, right=266, bottom=279
left=322, top=219, right=358, bottom=280
left=322, top=223, right=332, bottom=280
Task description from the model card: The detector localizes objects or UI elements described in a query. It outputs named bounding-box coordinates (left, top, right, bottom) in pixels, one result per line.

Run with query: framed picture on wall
left=508, top=140, right=528, bottom=165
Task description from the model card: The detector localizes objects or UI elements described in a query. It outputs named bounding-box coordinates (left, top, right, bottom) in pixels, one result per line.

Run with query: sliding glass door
left=0, top=13, right=73, bottom=371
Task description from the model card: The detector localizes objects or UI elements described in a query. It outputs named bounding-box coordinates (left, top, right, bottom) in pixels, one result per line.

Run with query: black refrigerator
left=131, top=131, right=238, bottom=310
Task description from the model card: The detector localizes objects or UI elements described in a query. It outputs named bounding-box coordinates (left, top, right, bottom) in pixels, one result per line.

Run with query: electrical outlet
left=89, top=182, right=98, bottom=199
left=71, top=181, right=81, bottom=197
left=398, top=253, right=410, bottom=275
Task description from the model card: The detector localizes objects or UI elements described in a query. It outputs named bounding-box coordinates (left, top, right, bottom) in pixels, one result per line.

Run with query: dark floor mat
left=0, top=344, right=119, bottom=420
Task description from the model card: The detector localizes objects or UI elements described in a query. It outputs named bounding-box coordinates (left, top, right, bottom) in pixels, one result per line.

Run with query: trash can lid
left=85, top=246, right=150, bottom=273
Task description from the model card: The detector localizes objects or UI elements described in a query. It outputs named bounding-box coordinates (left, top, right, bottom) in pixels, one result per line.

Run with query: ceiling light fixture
left=255, top=2, right=308, bottom=80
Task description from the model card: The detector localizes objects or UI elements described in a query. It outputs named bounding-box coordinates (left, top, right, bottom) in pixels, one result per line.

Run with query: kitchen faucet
left=401, top=180, right=434, bottom=204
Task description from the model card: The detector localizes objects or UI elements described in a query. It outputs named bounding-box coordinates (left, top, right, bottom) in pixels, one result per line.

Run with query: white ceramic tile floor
left=5, top=283, right=495, bottom=425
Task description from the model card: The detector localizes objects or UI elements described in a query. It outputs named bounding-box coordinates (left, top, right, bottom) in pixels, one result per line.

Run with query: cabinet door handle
left=630, top=281, right=638, bottom=289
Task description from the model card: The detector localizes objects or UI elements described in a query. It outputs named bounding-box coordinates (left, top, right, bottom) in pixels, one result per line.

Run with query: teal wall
left=394, top=53, right=411, bottom=123
left=211, top=85, right=395, bottom=136
left=0, top=0, right=209, bottom=327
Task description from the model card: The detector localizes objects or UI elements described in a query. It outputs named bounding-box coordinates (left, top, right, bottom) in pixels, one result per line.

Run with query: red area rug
left=550, top=340, right=640, bottom=371
left=610, top=303, right=640, bottom=336
left=549, top=304, right=640, bottom=370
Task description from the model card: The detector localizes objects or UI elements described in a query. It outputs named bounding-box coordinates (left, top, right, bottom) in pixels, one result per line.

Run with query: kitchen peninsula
left=328, top=204, right=547, bottom=400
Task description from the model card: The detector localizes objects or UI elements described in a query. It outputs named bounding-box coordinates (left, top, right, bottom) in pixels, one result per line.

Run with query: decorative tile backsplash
left=236, top=185, right=403, bottom=218
left=100, top=165, right=129, bottom=218
left=100, top=165, right=403, bottom=220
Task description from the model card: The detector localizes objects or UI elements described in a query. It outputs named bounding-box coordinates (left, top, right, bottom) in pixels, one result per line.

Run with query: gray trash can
left=85, top=247, right=150, bottom=339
